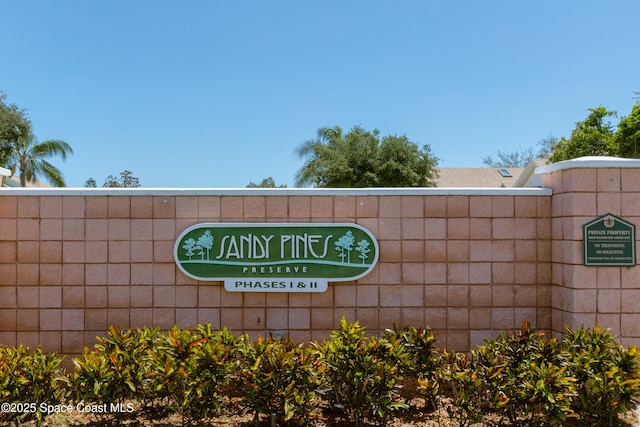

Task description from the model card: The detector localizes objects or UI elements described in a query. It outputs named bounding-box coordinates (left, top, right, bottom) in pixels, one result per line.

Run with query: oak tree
left=295, top=125, right=439, bottom=187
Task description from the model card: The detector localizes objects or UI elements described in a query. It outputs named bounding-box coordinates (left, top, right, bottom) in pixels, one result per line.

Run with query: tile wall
left=2, top=158, right=639, bottom=359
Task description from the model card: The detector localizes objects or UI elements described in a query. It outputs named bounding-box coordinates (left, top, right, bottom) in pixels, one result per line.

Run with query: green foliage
left=246, top=176, right=287, bottom=188
left=563, top=325, right=640, bottom=425
left=486, top=97, right=640, bottom=166
left=0, top=92, right=31, bottom=168
left=179, top=325, right=236, bottom=422
left=4, top=130, right=73, bottom=187
left=85, top=170, right=141, bottom=188
left=437, top=322, right=640, bottom=426
left=146, top=325, right=235, bottom=424
left=438, top=350, right=493, bottom=427
left=614, top=102, right=640, bottom=158
left=482, top=146, right=541, bottom=168
left=72, top=326, right=156, bottom=411
left=0, top=345, right=68, bottom=425
left=0, top=97, right=74, bottom=186
left=72, top=325, right=236, bottom=425
left=145, top=326, right=196, bottom=405
left=437, top=322, right=580, bottom=426
left=385, top=325, right=441, bottom=410
left=315, top=317, right=409, bottom=426
left=235, top=336, right=324, bottom=425
left=482, top=135, right=555, bottom=168
left=548, top=107, right=617, bottom=163
left=3, top=322, right=640, bottom=426
left=295, top=125, right=439, bottom=188
left=384, top=324, right=440, bottom=377
left=474, top=321, right=577, bottom=426
left=378, top=134, right=439, bottom=187
left=72, top=347, right=115, bottom=406
left=102, top=169, right=141, bottom=188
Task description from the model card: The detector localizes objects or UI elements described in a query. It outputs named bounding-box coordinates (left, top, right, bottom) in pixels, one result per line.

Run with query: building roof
left=1, top=175, right=51, bottom=188
left=435, top=167, right=525, bottom=188
left=512, top=158, right=547, bottom=187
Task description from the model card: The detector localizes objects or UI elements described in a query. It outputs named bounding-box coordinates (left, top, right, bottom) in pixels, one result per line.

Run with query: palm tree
left=8, top=132, right=73, bottom=187
left=295, top=125, right=347, bottom=187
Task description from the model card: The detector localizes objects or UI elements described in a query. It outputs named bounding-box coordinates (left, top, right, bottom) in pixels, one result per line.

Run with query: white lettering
left=280, top=234, right=333, bottom=259
left=218, top=234, right=274, bottom=259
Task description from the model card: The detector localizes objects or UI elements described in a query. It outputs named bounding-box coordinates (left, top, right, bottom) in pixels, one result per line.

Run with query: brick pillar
left=538, top=157, right=640, bottom=346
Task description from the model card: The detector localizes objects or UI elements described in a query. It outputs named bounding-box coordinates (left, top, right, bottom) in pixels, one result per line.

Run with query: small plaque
left=583, top=213, right=636, bottom=267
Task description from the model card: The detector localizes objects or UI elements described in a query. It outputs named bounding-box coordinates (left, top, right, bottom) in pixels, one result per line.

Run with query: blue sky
left=1, top=1, right=639, bottom=188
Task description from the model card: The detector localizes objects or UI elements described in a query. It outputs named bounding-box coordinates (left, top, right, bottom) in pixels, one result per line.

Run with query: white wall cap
left=0, top=186, right=552, bottom=197
left=534, top=156, right=640, bottom=175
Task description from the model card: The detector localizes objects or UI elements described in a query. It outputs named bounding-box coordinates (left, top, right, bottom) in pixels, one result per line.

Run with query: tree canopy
left=483, top=135, right=556, bottom=168
left=6, top=131, right=73, bottom=187
left=613, top=102, right=640, bottom=158
left=295, top=125, right=439, bottom=188
left=246, top=177, right=287, bottom=188
left=104, top=170, right=140, bottom=188
left=85, top=170, right=141, bottom=188
left=546, top=100, right=640, bottom=163
left=0, top=92, right=31, bottom=168
left=1, top=92, right=73, bottom=186
left=548, top=107, right=617, bottom=163
left=484, top=95, right=640, bottom=166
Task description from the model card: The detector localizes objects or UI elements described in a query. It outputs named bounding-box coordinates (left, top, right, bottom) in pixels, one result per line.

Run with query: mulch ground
left=12, top=396, right=640, bottom=427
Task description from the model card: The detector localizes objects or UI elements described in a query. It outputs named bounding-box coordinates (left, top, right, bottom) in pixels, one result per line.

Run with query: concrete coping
left=535, top=156, right=640, bottom=175
left=0, top=187, right=552, bottom=196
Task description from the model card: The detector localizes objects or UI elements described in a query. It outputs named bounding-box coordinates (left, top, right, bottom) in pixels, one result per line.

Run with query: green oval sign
left=174, top=223, right=379, bottom=292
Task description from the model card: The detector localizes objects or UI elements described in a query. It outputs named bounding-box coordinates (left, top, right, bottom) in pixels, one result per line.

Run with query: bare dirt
left=16, top=396, right=640, bottom=427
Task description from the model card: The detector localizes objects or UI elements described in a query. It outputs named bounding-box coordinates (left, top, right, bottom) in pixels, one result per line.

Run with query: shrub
left=3, top=321, right=640, bottom=426
left=438, top=349, right=494, bottom=427
left=437, top=321, right=580, bottom=427
left=72, top=324, right=236, bottom=425
left=384, top=325, right=441, bottom=410
left=315, top=317, right=408, bottom=427
left=475, top=321, right=577, bottom=426
left=0, top=345, right=68, bottom=426
left=235, top=336, right=324, bottom=425
left=71, top=346, right=115, bottom=412
left=563, top=325, right=640, bottom=425
left=186, top=325, right=236, bottom=419
left=71, top=325, right=158, bottom=413
left=146, top=325, right=235, bottom=424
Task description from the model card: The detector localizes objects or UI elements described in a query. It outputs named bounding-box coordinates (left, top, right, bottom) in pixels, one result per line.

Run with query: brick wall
left=539, top=158, right=640, bottom=346
left=1, top=157, right=639, bottom=359
left=0, top=188, right=550, bottom=358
